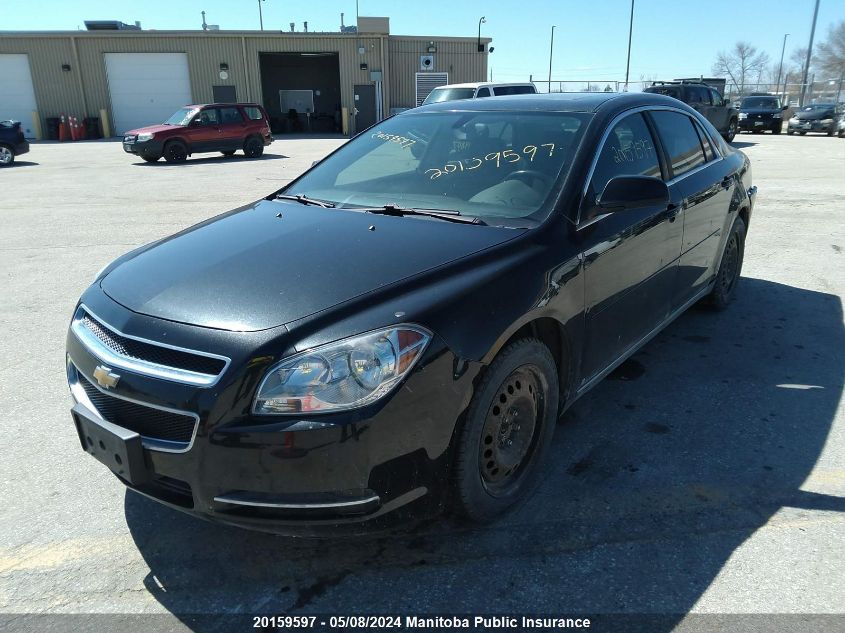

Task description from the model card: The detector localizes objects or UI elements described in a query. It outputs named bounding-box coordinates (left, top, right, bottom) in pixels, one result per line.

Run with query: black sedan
left=0, top=120, right=29, bottom=166
left=66, top=92, right=756, bottom=534
left=737, top=95, right=787, bottom=134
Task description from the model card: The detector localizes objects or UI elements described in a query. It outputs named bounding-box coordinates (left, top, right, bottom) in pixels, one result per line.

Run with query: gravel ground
left=0, top=132, right=843, bottom=631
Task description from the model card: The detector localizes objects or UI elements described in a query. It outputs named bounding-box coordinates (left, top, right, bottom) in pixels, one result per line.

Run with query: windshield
left=423, top=88, right=477, bottom=105
left=163, top=107, right=198, bottom=126
left=282, top=110, right=590, bottom=225
left=742, top=97, right=780, bottom=109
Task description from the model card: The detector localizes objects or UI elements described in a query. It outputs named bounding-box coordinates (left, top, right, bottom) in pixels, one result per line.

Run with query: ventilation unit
left=419, top=55, right=435, bottom=71
left=415, top=72, right=448, bottom=106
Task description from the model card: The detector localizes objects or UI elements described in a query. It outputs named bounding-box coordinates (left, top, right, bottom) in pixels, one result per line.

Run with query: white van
left=422, top=82, right=537, bottom=106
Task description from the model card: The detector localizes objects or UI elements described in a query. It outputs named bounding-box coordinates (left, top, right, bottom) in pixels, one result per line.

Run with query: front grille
left=78, top=373, right=197, bottom=445
left=80, top=311, right=226, bottom=376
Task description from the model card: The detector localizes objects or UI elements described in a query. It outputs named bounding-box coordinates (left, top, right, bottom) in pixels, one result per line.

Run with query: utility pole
left=775, top=34, right=788, bottom=95
left=258, top=0, right=265, bottom=31
left=800, top=0, right=820, bottom=107
left=548, top=25, right=556, bottom=93
left=624, top=0, right=635, bottom=91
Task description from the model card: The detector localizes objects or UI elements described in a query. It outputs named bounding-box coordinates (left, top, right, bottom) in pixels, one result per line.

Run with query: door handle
left=721, top=176, right=733, bottom=189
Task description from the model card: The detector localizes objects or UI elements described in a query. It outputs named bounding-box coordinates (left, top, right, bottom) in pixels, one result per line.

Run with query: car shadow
left=125, top=277, right=844, bottom=629
left=5, top=160, right=39, bottom=167
left=729, top=140, right=758, bottom=148
left=132, top=153, right=288, bottom=167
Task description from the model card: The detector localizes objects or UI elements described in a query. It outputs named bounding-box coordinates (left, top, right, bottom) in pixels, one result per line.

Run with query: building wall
left=0, top=31, right=489, bottom=136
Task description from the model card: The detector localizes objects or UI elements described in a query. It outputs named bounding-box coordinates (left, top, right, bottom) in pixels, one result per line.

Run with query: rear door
left=579, top=112, right=683, bottom=382
left=217, top=106, right=247, bottom=150
left=648, top=110, right=734, bottom=308
left=706, top=87, right=730, bottom=132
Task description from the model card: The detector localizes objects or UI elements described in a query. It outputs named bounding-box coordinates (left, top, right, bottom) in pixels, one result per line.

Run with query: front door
left=353, top=84, right=376, bottom=134
left=183, top=107, right=221, bottom=152
left=579, top=112, right=683, bottom=383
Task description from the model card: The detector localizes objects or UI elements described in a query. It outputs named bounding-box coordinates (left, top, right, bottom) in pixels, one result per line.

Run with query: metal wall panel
left=0, top=31, right=489, bottom=135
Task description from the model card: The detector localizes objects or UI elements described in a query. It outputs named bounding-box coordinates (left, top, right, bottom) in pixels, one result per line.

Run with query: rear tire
left=0, top=144, right=14, bottom=167
left=787, top=129, right=794, bottom=135
left=723, top=119, right=737, bottom=143
left=163, top=141, right=188, bottom=163
left=243, top=136, right=264, bottom=158
left=453, top=338, right=559, bottom=523
left=799, top=131, right=807, bottom=136
left=772, top=124, right=782, bottom=134
left=839, top=128, right=845, bottom=138
left=706, top=215, right=746, bottom=310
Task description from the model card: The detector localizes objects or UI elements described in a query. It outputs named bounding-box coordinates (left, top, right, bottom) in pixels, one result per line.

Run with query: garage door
left=0, top=54, right=38, bottom=138
left=105, top=53, right=192, bottom=134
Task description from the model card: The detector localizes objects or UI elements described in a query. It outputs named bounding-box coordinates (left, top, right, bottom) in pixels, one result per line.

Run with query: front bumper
left=122, top=137, right=164, bottom=157
left=788, top=119, right=834, bottom=133
left=738, top=115, right=780, bottom=130
left=65, top=289, right=476, bottom=535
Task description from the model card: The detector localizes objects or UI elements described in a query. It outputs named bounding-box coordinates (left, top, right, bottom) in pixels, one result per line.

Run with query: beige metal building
left=0, top=17, right=490, bottom=138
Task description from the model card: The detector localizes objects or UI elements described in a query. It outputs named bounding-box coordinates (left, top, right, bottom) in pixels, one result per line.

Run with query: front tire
left=706, top=215, right=746, bottom=310
left=163, top=141, right=188, bottom=163
left=243, top=136, right=264, bottom=158
left=453, top=338, right=559, bottom=523
left=723, top=119, right=737, bottom=143
left=142, top=155, right=160, bottom=163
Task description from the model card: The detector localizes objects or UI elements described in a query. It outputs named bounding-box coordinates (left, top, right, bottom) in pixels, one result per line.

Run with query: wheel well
left=501, top=318, right=572, bottom=408
left=738, top=206, right=749, bottom=229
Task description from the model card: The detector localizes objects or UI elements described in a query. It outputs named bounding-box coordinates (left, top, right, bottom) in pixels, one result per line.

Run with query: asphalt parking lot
left=1, top=132, right=844, bottom=630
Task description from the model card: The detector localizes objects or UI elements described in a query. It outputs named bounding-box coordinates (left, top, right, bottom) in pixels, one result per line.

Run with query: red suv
left=122, top=103, right=273, bottom=163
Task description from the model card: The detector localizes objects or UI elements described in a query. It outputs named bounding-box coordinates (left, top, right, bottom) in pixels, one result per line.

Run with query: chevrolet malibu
left=67, top=92, right=755, bottom=534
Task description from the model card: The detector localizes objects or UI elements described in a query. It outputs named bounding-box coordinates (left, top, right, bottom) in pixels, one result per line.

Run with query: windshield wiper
left=354, top=204, right=486, bottom=225
left=275, top=194, right=336, bottom=208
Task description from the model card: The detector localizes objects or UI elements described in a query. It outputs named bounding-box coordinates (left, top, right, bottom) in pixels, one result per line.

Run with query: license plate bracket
left=72, top=403, right=148, bottom=485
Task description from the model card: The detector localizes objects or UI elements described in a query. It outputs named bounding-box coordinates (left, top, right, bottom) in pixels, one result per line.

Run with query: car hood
left=125, top=124, right=179, bottom=136
left=101, top=200, right=521, bottom=331
left=741, top=108, right=778, bottom=115
left=794, top=110, right=834, bottom=120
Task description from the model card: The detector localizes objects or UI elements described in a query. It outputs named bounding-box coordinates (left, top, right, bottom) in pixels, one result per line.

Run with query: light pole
left=624, top=0, right=635, bottom=91
left=258, top=0, right=265, bottom=31
left=548, top=25, right=556, bottom=93
left=800, top=0, right=820, bottom=107
left=775, top=33, right=789, bottom=94
left=477, top=17, right=486, bottom=52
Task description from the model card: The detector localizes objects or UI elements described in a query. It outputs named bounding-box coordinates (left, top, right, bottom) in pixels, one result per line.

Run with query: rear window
left=243, top=106, right=265, bottom=121
left=422, top=88, right=476, bottom=105
left=219, top=107, right=244, bottom=123
left=492, top=85, right=537, bottom=96
left=650, top=111, right=706, bottom=178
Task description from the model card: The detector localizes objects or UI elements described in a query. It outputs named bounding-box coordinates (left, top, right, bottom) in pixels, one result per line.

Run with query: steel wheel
left=478, top=365, right=545, bottom=496
left=717, top=232, right=740, bottom=296
left=0, top=146, right=13, bottom=166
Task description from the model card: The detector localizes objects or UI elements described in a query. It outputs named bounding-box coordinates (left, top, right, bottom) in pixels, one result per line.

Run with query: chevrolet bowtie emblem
left=93, top=365, right=120, bottom=389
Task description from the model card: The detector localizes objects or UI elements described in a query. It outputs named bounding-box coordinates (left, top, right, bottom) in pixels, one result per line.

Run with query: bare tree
left=816, top=21, right=845, bottom=83
left=713, top=42, right=771, bottom=95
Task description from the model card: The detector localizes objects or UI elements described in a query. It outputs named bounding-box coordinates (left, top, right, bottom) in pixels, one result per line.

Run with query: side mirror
left=598, top=176, right=669, bottom=211
left=782, top=105, right=789, bottom=111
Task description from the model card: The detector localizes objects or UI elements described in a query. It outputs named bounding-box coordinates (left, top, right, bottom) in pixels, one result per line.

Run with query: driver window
left=194, top=109, right=220, bottom=126
left=476, top=87, right=491, bottom=98
left=588, top=113, right=661, bottom=206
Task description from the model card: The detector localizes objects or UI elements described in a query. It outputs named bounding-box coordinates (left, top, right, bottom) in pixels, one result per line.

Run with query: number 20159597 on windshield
left=425, top=143, right=557, bottom=180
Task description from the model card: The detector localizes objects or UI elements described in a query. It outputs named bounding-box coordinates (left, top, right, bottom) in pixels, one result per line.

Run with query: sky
left=2, top=0, right=843, bottom=85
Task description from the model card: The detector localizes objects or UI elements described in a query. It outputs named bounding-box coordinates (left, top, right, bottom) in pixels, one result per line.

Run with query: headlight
left=738, top=113, right=747, bottom=120
left=773, top=113, right=782, bottom=118
left=136, top=133, right=154, bottom=141
left=821, top=118, right=833, bottom=124
left=253, top=326, right=431, bottom=415
left=790, top=116, right=799, bottom=121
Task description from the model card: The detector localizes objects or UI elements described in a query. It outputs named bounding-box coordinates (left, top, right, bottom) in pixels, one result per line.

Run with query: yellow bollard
left=30, top=111, right=42, bottom=140
left=99, top=108, right=112, bottom=138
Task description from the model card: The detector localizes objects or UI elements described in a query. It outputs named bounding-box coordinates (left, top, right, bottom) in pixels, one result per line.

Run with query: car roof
left=431, top=82, right=535, bottom=89
left=412, top=91, right=683, bottom=114
left=184, top=103, right=263, bottom=108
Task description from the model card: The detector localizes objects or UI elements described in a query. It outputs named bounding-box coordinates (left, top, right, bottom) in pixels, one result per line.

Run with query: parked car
left=122, top=103, right=273, bottom=163
left=0, top=120, right=30, bottom=166
left=644, top=80, right=739, bottom=142
left=737, top=95, right=788, bottom=134
left=787, top=103, right=842, bottom=136
left=67, top=92, right=755, bottom=534
left=838, top=114, right=845, bottom=138
left=422, top=82, right=537, bottom=105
